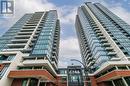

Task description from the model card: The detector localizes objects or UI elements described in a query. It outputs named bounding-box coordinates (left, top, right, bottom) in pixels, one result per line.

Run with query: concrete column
left=37, top=79, right=40, bottom=86
left=115, top=66, right=118, bottom=70
left=126, top=65, right=129, bottom=70
left=122, top=77, right=128, bottom=86
left=112, top=80, right=116, bottom=86
left=45, top=82, right=46, bottom=86
left=26, top=78, right=30, bottom=86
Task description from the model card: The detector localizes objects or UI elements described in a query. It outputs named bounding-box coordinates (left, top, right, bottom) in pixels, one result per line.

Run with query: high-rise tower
left=0, top=10, right=60, bottom=86
left=76, top=2, right=130, bottom=86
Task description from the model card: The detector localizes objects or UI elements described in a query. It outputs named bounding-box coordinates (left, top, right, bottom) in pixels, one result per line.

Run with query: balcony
left=103, top=43, right=111, bottom=47
left=105, top=47, right=113, bottom=51
left=24, top=24, right=37, bottom=26
left=108, top=52, right=116, bottom=56
left=0, top=64, right=9, bottom=78
left=97, top=33, right=103, bottom=36
left=8, top=70, right=55, bottom=81
left=96, top=70, right=130, bottom=83
left=21, top=59, right=57, bottom=76
left=20, top=29, right=34, bottom=32
left=22, top=59, right=50, bottom=65
left=99, top=36, right=105, bottom=39
left=110, top=57, right=121, bottom=61
left=11, top=39, right=28, bottom=42
left=14, top=35, right=30, bottom=39
left=17, top=32, right=32, bottom=35
left=2, top=48, right=24, bottom=52
left=7, top=43, right=26, bottom=47
left=101, top=39, right=107, bottom=43
left=22, top=26, right=36, bottom=28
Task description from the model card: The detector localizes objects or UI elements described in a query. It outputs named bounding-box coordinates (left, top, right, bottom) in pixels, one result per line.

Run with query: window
left=28, top=78, right=38, bottom=86
left=114, top=79, right=125, bottom=86
left=59, top=70, right=66, bottom=74
left=34, top=66, right=42, bottom=69
left=39, top=82, right=45, bottom=86
left=22, top=79, right=28, bottom=86
left=7, top=55, right=15, bottom=61
left=124, top=77, right=130, bottom=86
left=18, top=67, right=32, bottom=70
left=0, top=55, right=14, bottom=61
left=61, top=76, right=67, bottom=81
left=70, top=75, right=81, bottom=82
left=107, top=67, right=116, bottom=72
left=0, top=64, right=9, bottom=77
left=0, top=55, right=8, bottom=60
left=118, top=66, right=128, bottom=70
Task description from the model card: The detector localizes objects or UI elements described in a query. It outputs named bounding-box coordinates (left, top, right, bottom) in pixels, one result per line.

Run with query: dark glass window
left=34, top=66, right=42, bottom=69
left=118, top=66, right=127, bottom=70
left=22, top=79, right=28, bottom=86
left=114, top=79, right=125, bottom=86
left=39, top=82, right=45, bottom=86
left=0, top=55, right=8, bottom=60
left=61, top=76, right=67, bottom=81
left=29, top=78, right=38, bottom=86
left=107, top=67, right=116, bottom=72
left=124, top=77, right=130, bottom=86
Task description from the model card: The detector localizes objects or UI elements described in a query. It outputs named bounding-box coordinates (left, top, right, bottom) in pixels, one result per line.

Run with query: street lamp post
left=70, top=59, right=91, bottom=86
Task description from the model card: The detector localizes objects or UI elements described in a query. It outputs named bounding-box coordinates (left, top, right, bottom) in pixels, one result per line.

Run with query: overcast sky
left=0, top=0, right=130, bottom=68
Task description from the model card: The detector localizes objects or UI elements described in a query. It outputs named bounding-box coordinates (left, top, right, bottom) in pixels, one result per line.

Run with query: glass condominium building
left=0, top=10, right=60, bottom=86
left=76, top=2, right=130, bottom=86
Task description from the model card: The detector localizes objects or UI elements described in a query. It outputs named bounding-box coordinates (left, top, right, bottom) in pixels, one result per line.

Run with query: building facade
left=0, top=10, right=60, bottom=86
left=58, top=66, right=84, bottom=86
left=76, top=2, right=130, bottom=86
left=67, top=66, right=84, bottom=86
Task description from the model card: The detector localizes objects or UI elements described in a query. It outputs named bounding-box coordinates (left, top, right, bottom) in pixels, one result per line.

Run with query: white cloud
left=0, top=0, right=57, bottom=34
left=110, top=6, right=130, bottom=24
left=58, top=6, right=77, bottom=24
left=94, top=0, right=130, bottom=24
left=15, top=0, right=77, bottom=25
left=85, top=0, right=130, bottom=24
left=58, top=61, right=69, bottom=68
left=15, top=0, right=56, bottom=15
left=1, top=0, right=130, bottom=68
left=0, top=0, right=81, bottom=67
left=59, top=37, right=81, bottom=58
left=0, top=0, right=78, bottom=31
left=58, top=37, right=81, bottom=67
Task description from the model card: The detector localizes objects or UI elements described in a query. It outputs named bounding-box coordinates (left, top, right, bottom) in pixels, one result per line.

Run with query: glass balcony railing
left=0, top=55, right=15, bottom=63
left=0, top=65, right=9, bottom=78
